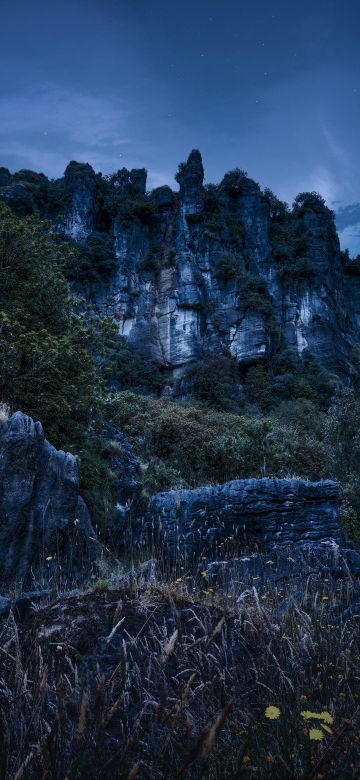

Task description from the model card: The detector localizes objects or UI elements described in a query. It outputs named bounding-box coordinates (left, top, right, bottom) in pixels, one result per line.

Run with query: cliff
left=1, top=151, right=359, bottom=385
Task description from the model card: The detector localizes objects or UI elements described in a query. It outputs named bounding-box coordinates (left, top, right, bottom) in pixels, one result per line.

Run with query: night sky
left=1, top=0, right=360, bottom=252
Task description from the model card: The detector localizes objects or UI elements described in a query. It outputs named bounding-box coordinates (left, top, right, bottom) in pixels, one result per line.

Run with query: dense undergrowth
left=0, top=567, right=359, bottom=779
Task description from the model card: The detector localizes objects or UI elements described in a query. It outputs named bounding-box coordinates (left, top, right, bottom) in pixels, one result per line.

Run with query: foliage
left=341, top=248, right=360, bottom=275
left=103, top=186, right=158, bottom=227
left=0, top=204, right=123, bottom=522
left=139, top=248, right=161, bottom=274
left=237, top=272, right=275, bottom=326
left=293, top=191, right=329, bottom=216
left=219, top=168, right=249, bottom=194
left=245, top=365, right=272, bottom=411
left=203, top=184, right=223, bottom=235
left=0, top=205, right=100, bottom=445
left=263, top=187, right=289, bottom=218
left=323, top=388, right=360, bottom=545
left=69, top=231, right=117, bottom=280
left=174, top=161, right=186, bottom=183
left=270, top=213, right=315, bottom=282
left=270, top=351, right=338, bottom=409
left=104, top=335, right=164, bottom=392
left=0, top=171, right=50, bottom=217
left=215, top=253, right=242, bottom=281
left=186, top=353, right=241, bottom=412
left=105, top=390, right=331, bottom=494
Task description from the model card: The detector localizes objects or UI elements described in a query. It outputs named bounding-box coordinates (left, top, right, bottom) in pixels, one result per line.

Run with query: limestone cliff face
left=58, top=161, right=97, bottom=240
left=1, top=151, right=358, bottom=379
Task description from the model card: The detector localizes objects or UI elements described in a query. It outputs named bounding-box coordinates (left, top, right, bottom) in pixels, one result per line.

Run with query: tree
left=0, top=203, right=102, bottom=448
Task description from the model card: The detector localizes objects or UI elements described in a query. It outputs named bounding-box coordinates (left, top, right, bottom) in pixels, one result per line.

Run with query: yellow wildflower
left=264, top=706, right=281, bottom=720
left=309, top=728, right=325, bottom=741
left=320, top=723, right=333, bottom=734
left=300, top=710, right=333, bottom=725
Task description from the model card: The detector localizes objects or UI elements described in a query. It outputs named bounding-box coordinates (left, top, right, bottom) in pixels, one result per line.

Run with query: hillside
left=0, top=152, right=360, bottom=779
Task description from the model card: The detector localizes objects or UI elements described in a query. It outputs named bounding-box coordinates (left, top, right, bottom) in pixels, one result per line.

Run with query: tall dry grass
left=0, top=565, right=359, bottom=779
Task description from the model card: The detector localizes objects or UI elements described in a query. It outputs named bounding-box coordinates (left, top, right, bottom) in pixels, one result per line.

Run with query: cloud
left=0, top=85, right=131, bottom=176
left=321, top=122, right=350, bottom=171
left=336, top=202, right=360, bottom=231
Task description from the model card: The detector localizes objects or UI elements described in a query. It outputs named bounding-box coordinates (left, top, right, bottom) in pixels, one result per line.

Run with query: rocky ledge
left=146, top=478, right=341, bottom=564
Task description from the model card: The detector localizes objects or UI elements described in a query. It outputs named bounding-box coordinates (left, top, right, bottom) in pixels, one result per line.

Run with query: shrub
left=245, top=365, right=272, bottom=411
left=105, top=336, right=164, bottom=392
left=186, top=353, right=241, bottom=411
left=107, top=392, right=294, bottom=487
left=219, top=168, right=249, bottom=194
left=293, top=191, right=329, bottom=216
left=237, top=272, right=275, bottom=326
left=215, top=254, right=242, bottom=281
left=270, top=216, right=315, bottom=282
left=70, top=231, right=117, bottom=280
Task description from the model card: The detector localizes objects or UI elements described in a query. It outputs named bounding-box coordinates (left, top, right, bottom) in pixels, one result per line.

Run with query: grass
left=0, top=560, right=359, bottom=779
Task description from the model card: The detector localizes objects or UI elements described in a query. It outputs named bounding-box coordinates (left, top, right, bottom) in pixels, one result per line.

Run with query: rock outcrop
left=206, top=540, right=360, bottom=589
left=145, top=478, right=341, bottom=564
left=2, top=152, right=360, bottom=383
left=0, top=411, right=96, bottom=584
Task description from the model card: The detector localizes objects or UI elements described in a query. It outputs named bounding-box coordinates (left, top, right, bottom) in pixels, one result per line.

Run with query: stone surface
left=145, top=477, right=340, bottom=563
left=206, top=540, right=360, bottom=589
left=0, top=595, right=11, bottom=617
left=104, top=423, right=144, bottom=545
left=0, top=412, right=97, bottom=584
left=59, top=161, right=97, bottom=241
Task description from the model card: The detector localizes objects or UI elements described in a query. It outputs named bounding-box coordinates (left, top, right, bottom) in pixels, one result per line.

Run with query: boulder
left=0, top=411, right=97, bottom=584
left=146, top=477, right=340, bottom=564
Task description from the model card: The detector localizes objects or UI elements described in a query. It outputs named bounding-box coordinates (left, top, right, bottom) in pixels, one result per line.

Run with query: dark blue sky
left=1, top=0, right=360, bottom=251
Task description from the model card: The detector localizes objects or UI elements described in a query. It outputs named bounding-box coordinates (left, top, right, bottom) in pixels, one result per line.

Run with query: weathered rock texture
left=0, top=412, right=96, bottom=583
left=1, top=152, right=359, bottom=381
left=206, top=541, right=360, bottom=589
left=146, top=478, right=340, bottom=563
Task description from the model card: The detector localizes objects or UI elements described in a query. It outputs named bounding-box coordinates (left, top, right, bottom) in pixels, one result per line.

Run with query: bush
left=215, top=254, right=242, bottom=281
left=270, top=216, right=315, bottom=282
left=219, top=168, right=249, bottom=194
left=237, top=272, right=275, bottom=326
left=105, top=390, right=328, bottom=493
left=293, top=191, right=329, bottom=216
left=105, top=336, right=164, bottom=392
left=186, top=353, right=240, bottom=411
left=245, top=365, right=272, bottom=411
left=70, top=231, right=117, bottom=280
left=104, top=188, right=158, bottom=227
